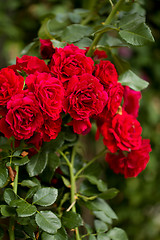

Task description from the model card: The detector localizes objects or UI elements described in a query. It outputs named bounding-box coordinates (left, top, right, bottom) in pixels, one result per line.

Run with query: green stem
left=75, top=148, right=106, bottom=179
left=86, top=0, right=125, bottom=57
left=9, top=165, right=19, bottom=240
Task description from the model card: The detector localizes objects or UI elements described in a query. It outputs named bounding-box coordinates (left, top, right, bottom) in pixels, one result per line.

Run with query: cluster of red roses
left=0, top=39, right=151, bottom=178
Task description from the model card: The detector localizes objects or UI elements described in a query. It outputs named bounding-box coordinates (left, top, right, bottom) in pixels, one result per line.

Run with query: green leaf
left=94, top=220, right=108, bottom=233
left=23, top=224, right=36, bottom=239
left=79, top=180, right=100, bottom=197
left=93, top=211, right=112, bottom=224
left=98, top=188, right=119, bottom=200
left=84, top=175, right=108, bottom=192
left=16, top=216, right=31, bottom=225
left=107, top=227, right=128, bottom=240
left=68, top=12, right=81, bottom=24
left=82, top=198, right=117, bottom=220
left=40, top=153, right=60, bottom=183
left=16, top=201, right=37, bottom=217
left=51, top=40, right=67, bottom=49
left=21, top=180, right=39, bottom=188
left=119, top=13, right=145, bottom=30
left=0, top=165, right=8, bottom=188
left=26, top=151, right=48, bottom=177
left=62, top=211, right=83, bottom=229
left=89, top=235, right=97, bottom=240
left=1, top=205, right=16, bottom=217
left=21, top=40, right=39, bottom=56
left=61, top=24, right=93, bottom=42
left=12, top=156, right=30, bottom=166
left=119, top=23, right=154, bottom=46
left=35, top=211, right=61, bottom=234
left=38, top=18, right=54, bottom=39
left=61, top=176, right=71, bottom=188
left=25, top=186, right=39, bottom=200
left=97, top=233, right=110, bottom=240
left=118, top=70, right=149, bottom=91
left=83, top=161, right=101, bottom=177
left=3, top=188, right=17, bottom=205
left=33, top=187, right=58, bottom=206
left=74, top=37, right=92, bottom=49
left=41, top=227, right=68, bottom=240
left=42, top=132, right=64, bottom=153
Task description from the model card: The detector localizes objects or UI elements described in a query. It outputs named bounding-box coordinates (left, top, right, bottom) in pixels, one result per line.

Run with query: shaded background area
left=0, top=0, right=160, bottom=239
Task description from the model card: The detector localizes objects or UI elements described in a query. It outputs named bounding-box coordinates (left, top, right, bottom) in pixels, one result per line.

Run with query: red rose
left=16, top=55, right=49, bottom=74
left=101, top=110, right=142, bottom=153
left=40, top=39, right=55, bottom=59
left=63, top=74, right=108, bottom=120
left=105, top=139, right=152, bottom=178
left=123, top=86, right=141, bottom=118
left=94, top=49, right=108, bottom=60
left=26, top=72, right=64, bottom=120
left=67, top=118, right=92, bottom=135
left=97, top=83, right=124, bottom=119
left=94, top=60, right=118, bottom=88
left=0, top=67, right=24, bottom=106
left=40, top=117, right=62, bottom=142
left=49, top=44, right=94, bottom=83
left=4, top=92, right=44, bottom=140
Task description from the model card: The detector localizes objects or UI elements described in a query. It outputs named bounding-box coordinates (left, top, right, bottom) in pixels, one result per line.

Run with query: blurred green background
left=0, top=0, right=160, bottom=239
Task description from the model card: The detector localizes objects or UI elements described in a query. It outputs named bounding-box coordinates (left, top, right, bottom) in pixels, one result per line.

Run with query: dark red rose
left=123, top=86, right=141, bottom=118
left=0, top=67, right=24, bottom=106
left=40, top=39, right=55, bottom=59
left=16, top=55, right=49, bottom=74
left=67, top=118, right=91, bottom=135
left=100, top=110, right=142, bottom=153
left=94, top=60, right=118, bottom=88
left=63, top=74, right=108, bottom=120
left=49, top=44, right=94, bottom=83
left=94, top=49, right=108, bottom=59
left=26, top=72, right=64, bottom=120
left=4, top=92, right=44, bottom=140
left=105, top=139, right=152, bottom=178
left=40, top=117, right=62, bottom=142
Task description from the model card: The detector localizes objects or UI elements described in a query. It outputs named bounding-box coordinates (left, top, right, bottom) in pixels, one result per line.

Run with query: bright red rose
left=5, top=92, right=44, bottom=140
left=94, top=60, right=118, bottom=88
left=40, top=117, right=62, bottom=142
left=26, top=72, right=64, bottom=120
left=105, top=139, right=152, bottom=178
left=49, top=44, right=94, bottom=83
left=67, top=118, right=92, bottom=135
left=40, top=39, right=55, bottom=59
left=97, top=83, right=124, bottom=119
left=123, top=86, right=141, bottom=118
left=101, top=110, right=142, bottom=153
left=16, top=55, right=49, bottom=74
left=0, top=68, right=24, bottom=106
left=94, top=49, right=108, bottom=60
left=63, top=74, right=108, bottom=120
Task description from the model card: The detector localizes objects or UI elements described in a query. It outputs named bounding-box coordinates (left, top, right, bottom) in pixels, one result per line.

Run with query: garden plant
left=0, top=0, right=154, bottom=239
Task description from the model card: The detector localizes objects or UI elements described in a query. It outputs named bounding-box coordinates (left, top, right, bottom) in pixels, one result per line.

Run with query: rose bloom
left=67, top=118, right=92, bottom=135
left=100, top=110, right=142, bottom=153
left=40, top=117, right=62, bottom=142
left=26, top=72, right=64, bottom=120
left=123, top=86, right=141, bottom=118
left=40, top=39, right=55, bottom=59
left=49, top=44, right=94, bottom=83
left=16, top=55, right=49, bottom=74
left=63, top=74, right=108, bottom=120
left=105, top=139, right=152, bottom=178
left=0, top=67, right=24, bottom=106
left=94, top=60, right=118, bottom=88
left=3, top=91, right=44, bottom=140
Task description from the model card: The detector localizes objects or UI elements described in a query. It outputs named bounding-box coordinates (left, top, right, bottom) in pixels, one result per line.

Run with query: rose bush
left=0, top=0, right=154, bottom=239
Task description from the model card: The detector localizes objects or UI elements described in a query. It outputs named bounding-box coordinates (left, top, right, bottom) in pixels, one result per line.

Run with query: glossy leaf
left=74, top=37, right=92, bottom=49
left=1, top=205, right=16, bottom=217
left=35, top=211, right=61, bottom=234
left=62, top=211, right=83, bottom=229
left=84, top=175, right=108, bottom=192
left=119, top=70, right=149, bottom=91
left=12, top=156, right=30, bottom=166
left=33, top=187, right=58, bottom=206
left=93, top=211, right=112, bottom=224
left=51, top=40, right=67, bottom=49
left=3, top=188, right=17, bottom=205
left=26, top=151, right=48, bottom=177
left=41, top=228, right=68, bottom=240
left=16, top=201, right=37, bottom=217
left=98, top=188, right=119, bottom=200
left=0, top=165, right=8, bottom=188
left=21, top=180, right=39, bottom=188
left=97, top=233, right=110, bottom=240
